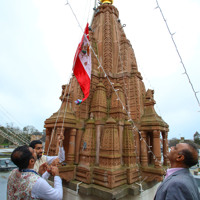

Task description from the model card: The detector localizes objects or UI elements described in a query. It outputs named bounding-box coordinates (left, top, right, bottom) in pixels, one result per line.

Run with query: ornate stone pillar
left=140, top=131, right=148, bottom=167
left=99, top=117, right=121, bottom=169
left=67, top=128, right=76, bottom=164
left=150, top=134, right=154, bottom=164
left=146, top=133, right=151, bottom=164
left=135, top=130, right=140, bottom=163
left=44, top=129, right=51, bottom=155
left=95, top=120, right=105, bottom=165
left=162, top=131, right=169, bottom=166
left=55, top=127, right=64, bottom=155
left=153, top=130, right=161, bottom=168
left=79, top=118, right=96, bottom=166
left=75, top=129, right=84, bottom=164
left=48, top=129, right=58, bottom=156
left=123, top=121, right=135, bottom=167
left=118, top=121, right=124, bottom=165
left=95, top=124, right=101, bottom=165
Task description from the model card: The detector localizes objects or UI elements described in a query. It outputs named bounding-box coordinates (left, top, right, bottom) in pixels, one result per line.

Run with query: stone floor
left=0, top=171, right=160, bottom=200
left=62, top=183, right=160, bottom=200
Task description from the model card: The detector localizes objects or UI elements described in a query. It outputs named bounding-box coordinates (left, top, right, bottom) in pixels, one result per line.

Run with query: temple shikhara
left=44, top=0, right=169, bottom=198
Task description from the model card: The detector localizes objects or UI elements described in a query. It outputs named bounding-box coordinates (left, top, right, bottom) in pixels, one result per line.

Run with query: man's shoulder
left=10, top=168, right=18, bottom=173
left=169, top=171, right=196, bottom=187
left=169, top=168, right=190, bottom=179
left=9, top=168, right=20, bottom=177
left=176, top=169, right=193, bottom=178
left=161, top=170, right=190, bottom=188
left=8, top=168, right=18, bottom=181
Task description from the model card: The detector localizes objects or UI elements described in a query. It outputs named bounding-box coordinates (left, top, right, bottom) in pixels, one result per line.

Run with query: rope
left=47, top=0, right=94, bottom=156
left=0, top=104, right=24, bottom=128
left=0, top=104, right=31, bottom=144
left=60, top=79, right=73, bottom=139
left=136, top=59, right=162, bottom=117
left=86, top=0, right=92, bottom=24
left=47, top=80, right=73, bottom=155
left=155, top=0, right=200, bottom=108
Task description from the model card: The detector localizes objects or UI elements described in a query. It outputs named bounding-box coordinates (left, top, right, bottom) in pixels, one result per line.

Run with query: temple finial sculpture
left=100, top=0, right=113, bottom=4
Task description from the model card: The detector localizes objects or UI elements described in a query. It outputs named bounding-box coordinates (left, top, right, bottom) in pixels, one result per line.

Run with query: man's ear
left=176, top=154, right=184, bottom=162
left=29, top=158, right=35, bottom=166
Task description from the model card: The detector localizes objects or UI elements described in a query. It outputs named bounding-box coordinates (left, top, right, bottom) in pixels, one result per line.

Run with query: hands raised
left=39, top=160, right=60, bottom=177
left=46, top=165, right=59, bottom=176
left=50, top=166, right=60, bottom=176
left=38, top=162, right=48, bottom=175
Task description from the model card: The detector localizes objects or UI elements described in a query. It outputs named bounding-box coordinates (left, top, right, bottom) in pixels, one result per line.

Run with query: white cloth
left=46, top=146, right=65, bottom=164
left=42, top=171, right=50, bottom=180
left=58, top=146, right=65, bottom=163
left=31, top=176, right=63, bottom=200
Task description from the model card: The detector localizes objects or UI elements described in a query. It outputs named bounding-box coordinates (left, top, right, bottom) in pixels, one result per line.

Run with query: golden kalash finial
left=100, top=0, right=113, bottom=4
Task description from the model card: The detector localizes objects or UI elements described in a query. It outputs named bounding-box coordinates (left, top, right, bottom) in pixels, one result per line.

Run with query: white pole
left=90, top=0, right=97, bottom=26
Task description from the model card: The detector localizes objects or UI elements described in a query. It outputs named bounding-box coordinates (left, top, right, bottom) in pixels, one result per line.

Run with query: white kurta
left=31, top=176, right=63, bottom=200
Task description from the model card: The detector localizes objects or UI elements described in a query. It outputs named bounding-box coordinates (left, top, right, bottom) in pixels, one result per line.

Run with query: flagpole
left=90, top=0, right=97, bottom=26
left=94, top=0, right=97, bottom=8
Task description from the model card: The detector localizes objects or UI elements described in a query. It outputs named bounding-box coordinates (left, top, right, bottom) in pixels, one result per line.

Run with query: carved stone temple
left=44, top=0, right=169, bottom=198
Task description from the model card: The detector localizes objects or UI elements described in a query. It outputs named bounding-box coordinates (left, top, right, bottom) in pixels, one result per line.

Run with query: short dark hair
left=29, top=140, right=42, bottom=149
left=180, top=143, right=199, bottom=167
left=11, top=145, right=34, bottom=171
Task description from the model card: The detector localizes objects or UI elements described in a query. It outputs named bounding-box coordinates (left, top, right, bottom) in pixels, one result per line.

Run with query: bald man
left=155, top=142, right=200, bottom=200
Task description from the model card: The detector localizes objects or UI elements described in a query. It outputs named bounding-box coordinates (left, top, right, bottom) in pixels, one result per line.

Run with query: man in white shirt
left=7, top=145, right=63, bottom=200
left=29, top=138, right=65, bottom=173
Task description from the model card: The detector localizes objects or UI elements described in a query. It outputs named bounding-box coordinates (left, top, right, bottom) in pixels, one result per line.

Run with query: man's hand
left=51, top=158, right=59, bottom=166
left=38, top=162, right=48, bottom=175
left=51, top=166, right=60, bottom=176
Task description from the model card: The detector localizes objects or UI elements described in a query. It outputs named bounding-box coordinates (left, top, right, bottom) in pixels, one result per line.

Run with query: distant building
left=31, top=132, right=45, bottom=142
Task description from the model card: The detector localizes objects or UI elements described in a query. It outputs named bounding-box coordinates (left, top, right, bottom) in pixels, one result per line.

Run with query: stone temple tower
left=44, top=0, right=169, bottom=198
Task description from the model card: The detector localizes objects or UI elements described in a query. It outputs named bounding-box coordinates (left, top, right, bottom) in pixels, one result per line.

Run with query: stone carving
left=90, top=82, right=107, bottom=120
left=146, top=89, right=154, bottom=100
left=44, top=2, right=169, bottom=196
left=123, top=121, right=136, bottom=167
left=99, top=117, right=120, bottom=169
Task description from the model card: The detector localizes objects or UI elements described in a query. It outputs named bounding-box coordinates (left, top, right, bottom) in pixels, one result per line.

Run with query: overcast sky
left=0, top=0, right=199, bottom=139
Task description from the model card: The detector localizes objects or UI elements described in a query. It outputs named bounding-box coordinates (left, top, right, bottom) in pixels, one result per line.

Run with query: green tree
left=23, top=125, right=38, bottom=134
left=194, top=131, right=200, bottom=145
left=0, top=135, right=5, bottom=144
left=168, top=138, right=179, bottom=147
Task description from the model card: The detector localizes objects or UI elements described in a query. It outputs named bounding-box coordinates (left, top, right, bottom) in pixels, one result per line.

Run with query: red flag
left=73, top=23, right=91, bottom=105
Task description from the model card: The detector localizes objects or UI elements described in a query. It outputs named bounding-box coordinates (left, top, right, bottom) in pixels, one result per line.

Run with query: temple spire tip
left=100, top=0, right=113, bottom=4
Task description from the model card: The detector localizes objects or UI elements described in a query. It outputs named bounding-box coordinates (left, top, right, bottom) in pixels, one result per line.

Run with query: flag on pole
left=73, top=23, right=91, bottom=105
